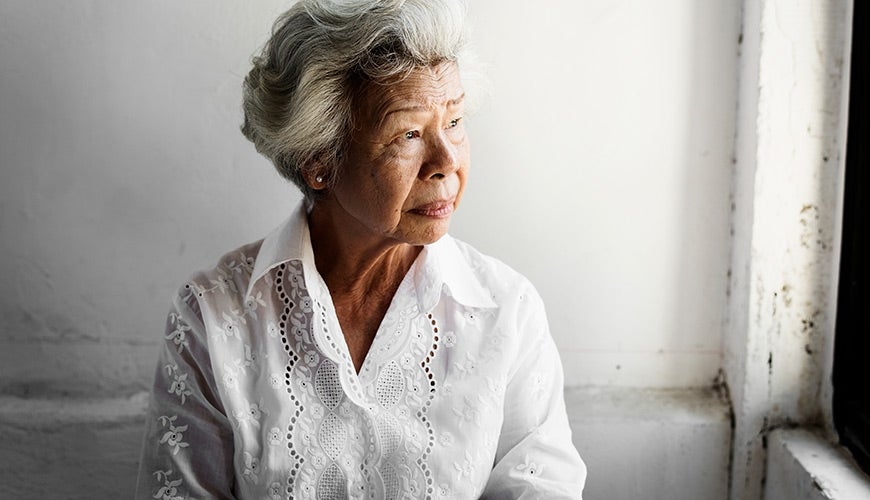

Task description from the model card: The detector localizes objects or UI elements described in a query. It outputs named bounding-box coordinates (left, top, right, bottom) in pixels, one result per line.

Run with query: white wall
left=1, top=0, right=297, bottom=396
left=459, top=0, right=739, bottom=387
left=0, top=0, right=740, bottom=395
left=0, top=1, right=741, bottom=498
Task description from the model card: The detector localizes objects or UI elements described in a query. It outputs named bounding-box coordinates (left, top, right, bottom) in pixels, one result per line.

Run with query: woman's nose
left=420, top=132, right=460, bottom=180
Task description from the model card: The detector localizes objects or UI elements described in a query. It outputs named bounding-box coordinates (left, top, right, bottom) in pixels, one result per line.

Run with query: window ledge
left=765, top=428, right=870, bottom=500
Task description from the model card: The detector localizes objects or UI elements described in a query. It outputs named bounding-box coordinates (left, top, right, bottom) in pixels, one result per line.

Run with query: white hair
left=241, top=0, right=481, bottom=199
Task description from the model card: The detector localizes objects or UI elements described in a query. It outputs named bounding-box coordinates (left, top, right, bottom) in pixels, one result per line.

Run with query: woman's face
left=326, top=62, right=469, bottom=248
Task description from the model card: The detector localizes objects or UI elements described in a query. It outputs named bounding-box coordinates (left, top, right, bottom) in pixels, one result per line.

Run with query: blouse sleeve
left=135, top=288, right=237, bottom=500
left=481, top=288, right=587, bottom=499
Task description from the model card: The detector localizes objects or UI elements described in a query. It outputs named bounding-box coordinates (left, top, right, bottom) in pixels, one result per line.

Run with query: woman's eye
left=448, top=118, right=462, bottom=128
left=404, top=130, right=420, bottom=140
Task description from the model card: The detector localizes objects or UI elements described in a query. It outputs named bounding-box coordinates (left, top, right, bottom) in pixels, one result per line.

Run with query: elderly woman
left=136, top=0, right=585, bottom=498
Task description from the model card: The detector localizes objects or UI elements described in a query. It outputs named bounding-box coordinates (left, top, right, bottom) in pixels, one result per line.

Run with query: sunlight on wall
left=0, top=0, right=739, bottom=394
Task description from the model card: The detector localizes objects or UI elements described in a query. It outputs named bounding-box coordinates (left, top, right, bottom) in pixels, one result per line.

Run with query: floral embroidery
left=300, top=296, right=313, bottom=313
left=266, top=322, right=279, bottom=338
left=309, top=452, right=326, bottom=470
left=231, top=344, right=259, bottom=375
left=153, top=470, right=185, bottom=500
left=221, top=362, right=242, bottom=392
left=289, top=315, right=309, bottom=343
left=453, top=351, right=479, bottom=376
left=483, top=377, right=507, bottom=405
left=479, top=329, right=508, bottom=365
left=400, top=354, right=414, bottom=370
left=452, top=396, right=483, bottom=426
left=438, top=431, right=454, bottom=447
left=530, top=371, right=546, bottom=402
left=303, top=350, right=319, bottom=367
left=234, top=399, right=268, bottom=429
left=227, top=252, right=255, bottom=276
left=436, top=483, right=453, bottom=498
left=242, top=451, right=260, bottom=483
left=164, top=364, right=192, bottom=404
left=268, top=481, right=284, bottom=499
left=311, top=405, right=324, bottom=419
left=165, top=313, right=192, bottom=354
left=216, top=311, right=245, bottom=341
left=210, top=269, right=237, bottom=294
left=268, top=427, right=284, bottom=446
left=453, top=450, right=475, bottom=480
left=516, top=457, right=544, bottom=477
left=443, top=331, right=457, bottom=348
left=244, top=291, right=266, bottom=319
left=157, top=415, right=189, bottom=455
left=401, top=476, right=421, bottom=498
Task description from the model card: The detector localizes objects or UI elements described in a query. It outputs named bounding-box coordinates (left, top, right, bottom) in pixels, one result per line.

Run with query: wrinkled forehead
left=356, top=62, right=465, bottom=126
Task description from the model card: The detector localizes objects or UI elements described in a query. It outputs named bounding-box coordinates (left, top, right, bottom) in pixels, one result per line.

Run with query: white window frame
left=725, top=0, right=860, bottom=498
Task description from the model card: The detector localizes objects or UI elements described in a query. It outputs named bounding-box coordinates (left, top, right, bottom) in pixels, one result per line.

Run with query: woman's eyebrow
left=447, top=93, right=466, bottom=106
left=383, top=93, right=466, bottom=118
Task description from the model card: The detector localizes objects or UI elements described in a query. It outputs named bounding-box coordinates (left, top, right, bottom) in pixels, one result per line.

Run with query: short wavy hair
left=241, top=0, right=478, bottom=200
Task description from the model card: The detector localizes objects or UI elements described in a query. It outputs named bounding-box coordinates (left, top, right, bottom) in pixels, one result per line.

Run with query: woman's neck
left=306, top=201, right=422, bottom=372
left=307, top=203, right=420, bottom=302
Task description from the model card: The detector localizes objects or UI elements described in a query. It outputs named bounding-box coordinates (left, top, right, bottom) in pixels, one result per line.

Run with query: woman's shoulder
left=444, top=235, right=540, bottom=302
left=178, top=239, right=266, bottom=305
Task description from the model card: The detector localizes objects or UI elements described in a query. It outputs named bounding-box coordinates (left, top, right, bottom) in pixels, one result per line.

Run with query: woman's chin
left=401, top=220, right=451, bottom=246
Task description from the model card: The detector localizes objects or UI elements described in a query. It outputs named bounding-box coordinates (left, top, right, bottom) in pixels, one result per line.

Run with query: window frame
left=833, top=0, right=869, bottom=475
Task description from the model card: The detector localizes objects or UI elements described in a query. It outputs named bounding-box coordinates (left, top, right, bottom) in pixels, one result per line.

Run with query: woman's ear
left=302, top=164, right=329, bottom=191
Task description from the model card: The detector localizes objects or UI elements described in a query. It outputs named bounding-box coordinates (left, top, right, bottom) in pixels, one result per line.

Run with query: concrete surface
left=0, top=393, right=148, bottom=499
left=765, top=429, right=870, bottom=500
left=568, top=386, right=733, bottom=500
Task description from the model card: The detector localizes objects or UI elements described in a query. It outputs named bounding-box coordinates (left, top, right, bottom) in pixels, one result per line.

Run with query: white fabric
left=136, top=203, right=586, bottom=500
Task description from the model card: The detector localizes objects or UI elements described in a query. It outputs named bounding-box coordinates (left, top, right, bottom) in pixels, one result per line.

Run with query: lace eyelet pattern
left=277, top=263, right=304, bottom=493
left=418, top=313, right=441, bottom=497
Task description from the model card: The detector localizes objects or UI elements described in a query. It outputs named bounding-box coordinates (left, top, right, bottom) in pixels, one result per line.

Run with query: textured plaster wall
left=0, top=0, right=297, bottom=397
left=0, top=0, right=740, bottom=395
left=0, top=0, right=740, bottom=498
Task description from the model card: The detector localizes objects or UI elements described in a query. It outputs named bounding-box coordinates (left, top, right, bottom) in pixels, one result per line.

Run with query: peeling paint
left=780, top=284, right=793, bottom=308
left=726, top=0, right=851, bottom=498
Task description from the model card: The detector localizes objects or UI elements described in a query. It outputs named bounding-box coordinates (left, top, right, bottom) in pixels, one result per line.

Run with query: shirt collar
left=246, top=201, right=498, bottom=311
left=245, top=202, right=310, bottom=300
left=415, top=235, right=498, bottom=311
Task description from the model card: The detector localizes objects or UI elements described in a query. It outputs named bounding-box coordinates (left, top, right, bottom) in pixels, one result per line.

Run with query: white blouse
left=136, top=204, right=586, bottom=499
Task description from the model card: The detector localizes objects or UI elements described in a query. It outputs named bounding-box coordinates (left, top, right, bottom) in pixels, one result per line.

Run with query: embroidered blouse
left=136, top=203, right=586, bottom=499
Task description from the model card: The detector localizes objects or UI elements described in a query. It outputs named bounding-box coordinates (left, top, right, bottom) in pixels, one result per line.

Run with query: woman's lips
left=409, top=199, right=455, bottom=218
